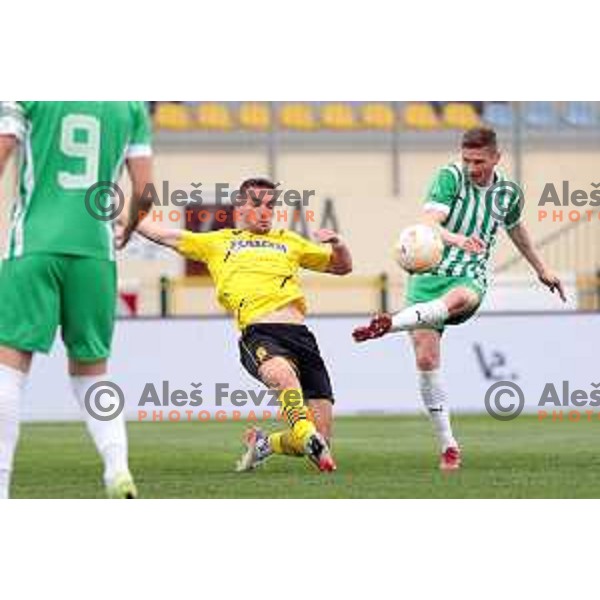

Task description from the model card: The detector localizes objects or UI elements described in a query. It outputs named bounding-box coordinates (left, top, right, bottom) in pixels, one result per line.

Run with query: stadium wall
left=20, top=313, right=599, bottom=421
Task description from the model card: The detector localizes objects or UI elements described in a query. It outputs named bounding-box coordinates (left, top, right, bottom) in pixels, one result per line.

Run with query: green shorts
left=406, top=274, right=484, bottom=331
left=0, top=254, right=117, bottom=361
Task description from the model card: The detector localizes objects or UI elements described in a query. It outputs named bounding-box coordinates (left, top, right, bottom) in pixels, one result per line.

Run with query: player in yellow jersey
left=126, top=178, right=353, bottom=472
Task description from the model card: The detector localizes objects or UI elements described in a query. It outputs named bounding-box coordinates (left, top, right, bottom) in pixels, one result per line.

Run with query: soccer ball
left=394, top=224, right=444, bottom=273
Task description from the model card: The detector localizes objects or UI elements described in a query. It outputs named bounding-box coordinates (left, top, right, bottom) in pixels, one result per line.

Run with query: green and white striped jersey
left=423, top=162, right=522, bottom=291
left=0, top=101, right=152, bottom=260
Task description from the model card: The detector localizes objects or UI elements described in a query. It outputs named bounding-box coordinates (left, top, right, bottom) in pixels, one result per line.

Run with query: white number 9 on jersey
left=57, top=114, right=100, bottom=190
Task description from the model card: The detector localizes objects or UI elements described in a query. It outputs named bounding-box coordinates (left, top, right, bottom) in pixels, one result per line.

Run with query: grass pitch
left=11, top=414, right=600, bottom=498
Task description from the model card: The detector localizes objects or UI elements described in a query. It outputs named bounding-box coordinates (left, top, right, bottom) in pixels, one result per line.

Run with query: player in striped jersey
left=353, top=127, right=565, bottom=471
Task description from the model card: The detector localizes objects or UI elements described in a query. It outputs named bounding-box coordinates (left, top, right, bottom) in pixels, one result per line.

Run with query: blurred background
left=2, top=101, right=599, bottom=318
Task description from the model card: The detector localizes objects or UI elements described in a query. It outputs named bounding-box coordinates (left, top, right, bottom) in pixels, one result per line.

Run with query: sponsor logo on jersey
left=229, top=239, right=288, bottom=254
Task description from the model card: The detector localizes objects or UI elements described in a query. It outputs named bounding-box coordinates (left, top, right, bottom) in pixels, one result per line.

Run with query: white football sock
left=418, top=369, right=457, bottom=452
left=0, top=364, right=26, bottom=499
left=71, top=375, right=129, bottom=485
left=391, top=300, right=449, bottom=332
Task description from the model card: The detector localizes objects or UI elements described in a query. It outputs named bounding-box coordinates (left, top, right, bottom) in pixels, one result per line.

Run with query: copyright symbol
left=485, top=181, right=524, bottom=225
left=85, top=181, right=125, bottom=222
left=484, top=381, right=525, bottom=421
left=84, top=381, right=125, bottom=421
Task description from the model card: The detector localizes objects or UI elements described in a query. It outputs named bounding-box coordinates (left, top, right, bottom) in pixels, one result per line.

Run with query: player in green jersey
left=0, top=101, right=153, bottom=498
left=353, top=127, right=566, bottom=471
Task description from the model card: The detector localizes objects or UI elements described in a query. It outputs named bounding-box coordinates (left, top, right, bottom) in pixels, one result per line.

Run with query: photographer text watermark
left=84, top=181, right=316, bottom=223
left=485, top=380, right=600, bottom=422
left=84, top=380, right=311, bottom=423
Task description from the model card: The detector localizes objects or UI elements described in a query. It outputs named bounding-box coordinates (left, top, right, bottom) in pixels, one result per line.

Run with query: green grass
left=11, top=414, right=600, bottom=498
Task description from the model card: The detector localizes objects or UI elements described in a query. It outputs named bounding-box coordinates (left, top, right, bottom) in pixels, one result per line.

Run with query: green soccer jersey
left=424, top=162, right=522, bottom=291
left=0, top=101, right=152, bottom=260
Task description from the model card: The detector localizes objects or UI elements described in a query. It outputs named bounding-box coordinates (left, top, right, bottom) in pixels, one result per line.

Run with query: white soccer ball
left=394, top=224, right=444, bottom=273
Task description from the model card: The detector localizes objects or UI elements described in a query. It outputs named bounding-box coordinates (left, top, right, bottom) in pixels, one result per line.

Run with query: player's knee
left=445, top=287, right=479, bottom=316
left=416, top=352, right=439, bottom=372
left=259, top=356, right=298, bottom=390
left=412, top=335, right=440, bottom=371
left=69, top=358, right=107, bottom=377
left=0, top=346, right=33, bottom=374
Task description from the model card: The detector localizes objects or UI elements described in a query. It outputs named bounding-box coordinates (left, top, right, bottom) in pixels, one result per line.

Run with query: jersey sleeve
left=0, top=102, right=26, bottom=140
left=424, top=167, right=460, bottom=217
left=176, top=231, right=220, bottom=262
left=504, top=190, right=523, bottom=230
left=291, top=233, right=333, bottom=272
left=126, top=102, right=152, bottom=159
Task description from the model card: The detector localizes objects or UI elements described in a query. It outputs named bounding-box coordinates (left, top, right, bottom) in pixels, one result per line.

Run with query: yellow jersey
left=176, top=228, right=333, bottom=330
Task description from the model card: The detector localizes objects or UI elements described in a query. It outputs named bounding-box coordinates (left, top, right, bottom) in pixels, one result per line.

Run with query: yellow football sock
left=268, top=430, right=304, bottom=456
left=279, top=388, right=316, bottom=444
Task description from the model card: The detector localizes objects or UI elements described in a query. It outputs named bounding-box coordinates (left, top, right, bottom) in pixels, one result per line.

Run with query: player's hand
left=454, top=234, right=486, bottom=254
left=352, top=313, right=393, bottom=342
left=314, top=229, right=342, bottom=245
left=114, top=214, right=133, bottom=250
left=538, top=268, right=566, bottom=302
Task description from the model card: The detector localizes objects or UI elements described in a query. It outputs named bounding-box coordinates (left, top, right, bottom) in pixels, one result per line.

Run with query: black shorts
left=239, top=323, right=334, bottom=403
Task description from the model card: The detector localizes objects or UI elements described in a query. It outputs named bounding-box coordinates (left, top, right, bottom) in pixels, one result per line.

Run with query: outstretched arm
left=126, top=219, right=212, bottom=264
left=423, top=209, right=486, bottom=254
left=313, top=229, right=353, bottom=275
left=507, top=222, right=566, bottom=302
left=124, top=215, right=184, bottom=249
left=421, top=166, right=485, bottom=253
